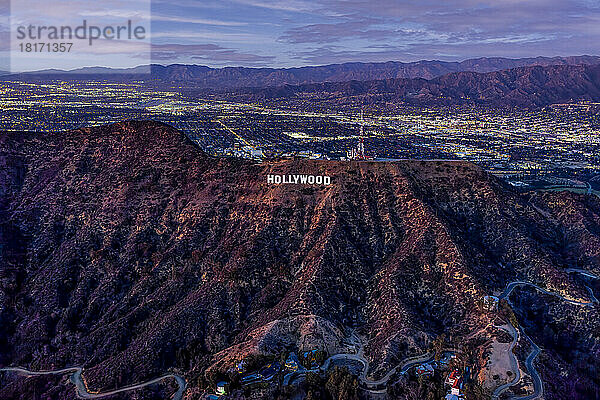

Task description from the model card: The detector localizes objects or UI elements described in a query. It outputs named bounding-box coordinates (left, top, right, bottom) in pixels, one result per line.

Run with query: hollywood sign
left=267, top=174, right=332, bottom=185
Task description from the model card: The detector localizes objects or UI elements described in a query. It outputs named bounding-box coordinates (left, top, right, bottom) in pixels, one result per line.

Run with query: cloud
left=152, top=31, right=267, bottom=43
left=5, top=0, right=599, bottom=68
left=230, top=0, right=319, bottom=13
left=288, top=46, right=414, bottom=65
left=152, top=14, right=248, bottom=26
left=151, top=43, right=274, bottom=65
left=6, top=0, right=151, bottom=27
left=151, top=43, right=223, bottom=60
left=278, top=0, right=600, bottom=62
left=280, top=15, right=395, bottom=44
left=0, top=28, right=8, bottom=52
left=192, top=50, right=274, bottom=63
left=79, top=10, right=151, bottom=20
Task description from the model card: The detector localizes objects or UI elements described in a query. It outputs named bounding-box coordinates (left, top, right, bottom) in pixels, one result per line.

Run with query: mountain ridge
left=230, top=63, right=600, bottom=107
left=4, top=55, right=599, bottom=90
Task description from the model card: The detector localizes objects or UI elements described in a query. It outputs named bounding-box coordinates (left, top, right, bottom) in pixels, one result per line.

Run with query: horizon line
left=5, top=54, right=600, bottom=75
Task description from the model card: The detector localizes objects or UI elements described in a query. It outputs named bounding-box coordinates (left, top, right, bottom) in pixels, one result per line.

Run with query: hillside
left=1, top=121, right=599, bottom=399
left=231, top=64, right=600, bottom=108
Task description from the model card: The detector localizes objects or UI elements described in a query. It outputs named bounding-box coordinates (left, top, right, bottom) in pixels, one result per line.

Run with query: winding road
left=565, top=268, right=600, bottom=280
left=0, top=366, right=186, bottom=400
left=284, top=336, right=435, bottom=391
left=518, top=335, right=542, bottom=400
left=491, top=324, right=521, bottom=400
left=491, top=327, right=543, bottom=400
left=4, top=270, right=597, bottom=399
left=566, top=269, right=600, bottom=305
left=499, top=281, right=596, bottom=307
left=492, top=269, right=598, bottom=399
left=321, top=349, right=434, bottom=389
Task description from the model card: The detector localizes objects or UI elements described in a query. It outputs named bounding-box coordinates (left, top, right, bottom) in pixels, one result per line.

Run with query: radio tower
left=346, top=109, right=373, bottom=160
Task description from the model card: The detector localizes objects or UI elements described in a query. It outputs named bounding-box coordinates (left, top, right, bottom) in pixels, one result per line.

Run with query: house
left=285, top=352, right=300, bottom=372
left=250, top=148, right=263, bottom=159
left=415, top=363, right=434, bottom=377
left=450, top=376, right=464, bottom=396
left=216, top=381, right=228, bottom=396
left=445, top=369, right=466, bottom=400
left=445, top=369, right=461, bottom=386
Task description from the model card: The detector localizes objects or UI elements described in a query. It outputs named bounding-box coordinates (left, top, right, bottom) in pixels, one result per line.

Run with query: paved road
left=518, top=335, right=543, bottom=400
left=499, top=281, right=596, bottom=307
left=567, top=269, right=600, bottom=304
left=284, top=335, right=434, bottom=391
left=492, top=269, right=599, bottom=400
left=321, top=334, right=435, bottom=390
left=491, top=324, right=521, bottom=400
left=398, top=353, right=436, bottom=375
left=11, top=269, right=595, bottom=399
left=321, top=353, right=365, bottom=373
left=0, top=366, right=186, bottom=400
left=565, top=268, right=600, bottom=280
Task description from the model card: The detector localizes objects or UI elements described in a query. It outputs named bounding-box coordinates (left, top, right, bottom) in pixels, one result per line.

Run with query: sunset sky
left=2, top=0, right=599, bottom=71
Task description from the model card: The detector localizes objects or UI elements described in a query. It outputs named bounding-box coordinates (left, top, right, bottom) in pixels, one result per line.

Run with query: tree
left=499, top=299, right=519, bottom=328
left=432, top=334, right=446, bottom=361
left=326, top=367, right=359, bottom=400
left=305, top=372, right=327, bottom=400
left=305, top=390, right=322, bottom=400
left=306, top=371, right=324, bottom=388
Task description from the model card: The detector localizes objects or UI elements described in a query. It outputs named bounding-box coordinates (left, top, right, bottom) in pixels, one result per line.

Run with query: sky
left=1, top=0, right=600, bottom=71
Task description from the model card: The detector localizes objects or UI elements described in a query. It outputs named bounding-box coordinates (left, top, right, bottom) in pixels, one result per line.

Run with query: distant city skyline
left=1, top=0, right=599, bottom=71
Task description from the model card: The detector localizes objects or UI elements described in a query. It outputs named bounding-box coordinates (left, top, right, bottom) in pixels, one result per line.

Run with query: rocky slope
left=0, top=121, right=599, bottom=399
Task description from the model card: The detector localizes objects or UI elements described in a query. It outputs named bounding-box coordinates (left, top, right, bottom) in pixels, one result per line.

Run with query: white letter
left=300, top=175, right=308, bottom=184
left=267, top=174, right=274, bottom=184
left=324, top=176, right=331, bottom=185
left=308, top=176, right=315, bottom=184
left=275, top=175, right=282, bottom=184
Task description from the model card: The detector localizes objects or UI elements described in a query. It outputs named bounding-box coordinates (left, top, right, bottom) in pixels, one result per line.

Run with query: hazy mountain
left=3, top=55, right=599, bottom=89
left=235, top=64, right=600, bottom=108
left=1, top=121, right=599, bottom=399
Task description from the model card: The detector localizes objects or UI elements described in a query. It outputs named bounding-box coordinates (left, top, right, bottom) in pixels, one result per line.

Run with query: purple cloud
left=278, top=0, right=600, bottom=64
left=279, top=15, right=393, bottom=44
left=4, top=0, right=598, bottom=68
left=152, top=43, right=274, bottom=65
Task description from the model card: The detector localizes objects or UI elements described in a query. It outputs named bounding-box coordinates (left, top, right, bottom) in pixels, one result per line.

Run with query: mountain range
left=1, top=121, right=599, bottom=399
left=226, top=63, right=600, bottom=108
left=4, top=55, right=600, bottom=90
